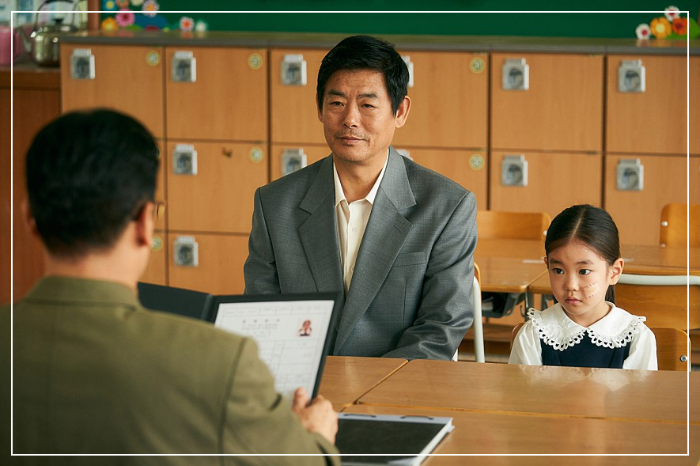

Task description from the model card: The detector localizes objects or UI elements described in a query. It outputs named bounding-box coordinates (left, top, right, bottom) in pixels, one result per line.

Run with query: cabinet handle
left=173, top=236, right=199, bottom=267
left=281, top=54, right=307, bottom=86
left=616, top=158, right=644, bottom=191
left=172, top=51, right=196, bottom=82
left=70, top=49, right=95, bottom=80
left=401, top=55, right=414, bottom=88
left=618, top=60, right=646, bottom=93
left=502, top=58, right=529, bottom=91
left=281, top=148, right=307, bottom=176
left=173, top=144, right=197, bottom=175
left=501, top=154, right=528, bottom=187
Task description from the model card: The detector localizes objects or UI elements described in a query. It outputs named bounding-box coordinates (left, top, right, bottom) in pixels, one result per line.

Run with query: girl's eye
left=579, top=269, right=592, bottom=275
left=551, top=268, right=564, bottom=275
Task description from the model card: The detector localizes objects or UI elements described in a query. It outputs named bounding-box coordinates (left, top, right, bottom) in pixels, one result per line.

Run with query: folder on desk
left=336, top=413, right=454, bottom=465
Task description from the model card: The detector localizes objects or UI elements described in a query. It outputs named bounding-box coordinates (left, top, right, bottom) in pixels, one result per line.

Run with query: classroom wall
left=102, top=1, right=700, bottom=38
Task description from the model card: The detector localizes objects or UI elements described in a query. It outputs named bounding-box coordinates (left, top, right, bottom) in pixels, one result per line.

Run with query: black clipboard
left=336, top=413, right=454, bottom=465
left=209, top=292, right=341, bottom=400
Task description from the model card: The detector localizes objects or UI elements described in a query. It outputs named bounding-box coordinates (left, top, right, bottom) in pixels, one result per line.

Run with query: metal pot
left=17, top=0, right=80, bottom=67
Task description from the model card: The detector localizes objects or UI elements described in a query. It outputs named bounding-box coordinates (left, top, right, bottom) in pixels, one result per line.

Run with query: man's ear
left=609, top=257, right=624, bottom=285
left=133, top=202, right=155, bottom=248
left=394, top=96, right=411, bottom=129
left=21, top=200, right=40, bottom=239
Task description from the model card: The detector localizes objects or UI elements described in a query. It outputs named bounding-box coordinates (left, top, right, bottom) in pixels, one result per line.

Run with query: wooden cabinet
left=3, top=65, right=61, bottom=303
left=270, top=144, right=329, bottom=181
left=269, top=48, right=327, bottom=145
left=167, top=233, right=248, bottom=295
left=605, top=154, right=700, bottom=246
left=166, top=140, right=267, bottom=233
left=490, top=150, right=602, bottom=219
left=396, top=148, right=488, bottom=212
left=60, top=44, right=164, bottom=138
left=606, top=55, right=691, bottom=155
left=491, top=52, right=604, bottom=153
left=141, top=230, right=167, bottom=285
left=393, top=51, right=488, bottom=150
left=165, top=46, right=268, bottom=142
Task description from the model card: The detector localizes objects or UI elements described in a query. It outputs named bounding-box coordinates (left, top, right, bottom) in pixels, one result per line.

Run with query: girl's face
left=545, top=240, right=624, bottom=327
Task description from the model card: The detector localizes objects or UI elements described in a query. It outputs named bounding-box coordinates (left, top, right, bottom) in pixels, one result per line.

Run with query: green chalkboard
left=101, top=1, right=700, bottom=39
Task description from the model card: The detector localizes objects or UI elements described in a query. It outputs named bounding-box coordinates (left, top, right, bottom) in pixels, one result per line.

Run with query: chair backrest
left=650, top=328, right=690, bottom=371
left=477, top=210, right=551, bottom=241
left=659, top=203, right=700, bottom=247
left=509, top=323, right=690, bottom=371
left=615, top=273, right=700, bottom=330
left=471, top=263, right=484, bottom=363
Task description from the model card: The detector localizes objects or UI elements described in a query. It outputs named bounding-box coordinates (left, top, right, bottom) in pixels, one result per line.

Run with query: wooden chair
left=476, top=210, right=551, bottom=241
left=509, top=323, right=690, bottom=371
left=615, top=272, right=700, bottom=331
left=659, top=203, right=700, bottom=247
left=455, top=263, right=484, bottom=362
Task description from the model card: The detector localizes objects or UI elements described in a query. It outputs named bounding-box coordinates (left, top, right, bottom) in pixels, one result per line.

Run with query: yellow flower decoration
left=100, top=17, right=118, bottom=31
left=650, top=17, right=672, bottom=38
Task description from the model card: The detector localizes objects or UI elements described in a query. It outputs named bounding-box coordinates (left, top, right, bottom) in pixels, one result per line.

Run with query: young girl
left=509, top=204, right=657, bottom=370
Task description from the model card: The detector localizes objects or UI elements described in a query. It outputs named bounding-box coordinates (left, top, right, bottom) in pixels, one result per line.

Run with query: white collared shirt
left=334, top=156, right=388, bottom=292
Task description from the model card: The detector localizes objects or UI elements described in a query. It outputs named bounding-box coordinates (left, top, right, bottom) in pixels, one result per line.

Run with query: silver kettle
left=17, top=0, right=80, bottom=67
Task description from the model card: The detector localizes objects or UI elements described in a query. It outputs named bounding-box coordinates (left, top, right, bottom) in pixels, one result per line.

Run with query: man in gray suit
left=245, top=35, right=477, bottom=360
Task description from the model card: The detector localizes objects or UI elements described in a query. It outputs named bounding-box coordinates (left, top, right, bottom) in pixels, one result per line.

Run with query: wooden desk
left=622, top=245, right=700, bottom=274
left=474, top=239, right=548, bottom=315
left=318, top=356, right=407, bottom=410
left=343, top=405, right=699, bottom=459
left=356, top=360, right=691, bottom=423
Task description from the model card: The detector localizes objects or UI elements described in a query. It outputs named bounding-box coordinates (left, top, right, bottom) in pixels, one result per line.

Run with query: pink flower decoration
left=115, top=9, right=135, bottom=27
left=635, top=23, right=651, bottom=40
left=664, top=6, right=681, bottom=21
left=179, top=16, right=195, bottom=32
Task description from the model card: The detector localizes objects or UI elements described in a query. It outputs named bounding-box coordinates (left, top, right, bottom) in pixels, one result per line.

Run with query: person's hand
left=292, top=387, right=338, bottom=444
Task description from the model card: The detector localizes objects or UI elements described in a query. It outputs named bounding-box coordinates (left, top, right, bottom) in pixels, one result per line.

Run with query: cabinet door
left=491, top=53, right=604, bottom=153
left=691, top=57, right=700, bottom=155
left=60, top=44, right=164, bottom=138
left=605, top=154, right=700, bottom=246
left=269, top=48, right=328, bottom=145
left=140, top=230, right=167, bottom=285
left=490, top=151, right=602, bottom=219
left=270, top=144, right=329, bottom=181
left=166, top=141, right=267, bottom=234
left=394, top=147, right=488, bottom=212
left=166, top=47, right=267, bottom=141
left=607, top=55, right=690, bottom=155
left=168, top=233, right=248, bottom=295
left=392, top=51, right=488, bottom=150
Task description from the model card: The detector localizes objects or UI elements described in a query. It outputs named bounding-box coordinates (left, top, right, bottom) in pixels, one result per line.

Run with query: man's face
left=318, top=69, right=409, bottom=167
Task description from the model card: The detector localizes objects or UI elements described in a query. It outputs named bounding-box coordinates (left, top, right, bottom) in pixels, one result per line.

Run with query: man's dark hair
left=316, top=35, right=409, bottom=115
left=26, top=108, right=159, bottom=258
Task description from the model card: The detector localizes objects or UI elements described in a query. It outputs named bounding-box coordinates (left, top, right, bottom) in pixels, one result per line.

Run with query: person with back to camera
left=509, top=204, right=657, bottom=370
left=6, top=108, right=339, bottom=464
left=244, top=35, right=477, bottom=360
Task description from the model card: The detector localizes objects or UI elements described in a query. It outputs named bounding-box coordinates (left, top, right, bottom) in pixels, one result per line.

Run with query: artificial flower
left=116, top=9, right=135, bottom=27
left=115, top=0, right=129, bottom=7
left=650, top=17, right=672, bottom=38
left=142, top=0, right=159, bottom=17
left=635, top=23, right=651, bottom=39
left=100, top=17, right=118, bottom=31
left=179, top=16, right=195, bottom=31
left=194, top=20, right=208, bottom=32
left=672, top=17, right=688, bottom=36
left=102, top=0, right=117, bottom=11
left=131, top=0, right=144, bottom=5
left=664, top=6, right=681, bottom=21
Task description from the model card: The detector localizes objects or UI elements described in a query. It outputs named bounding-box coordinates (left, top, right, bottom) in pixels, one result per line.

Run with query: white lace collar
left=527, top=303, right=646, bottom=351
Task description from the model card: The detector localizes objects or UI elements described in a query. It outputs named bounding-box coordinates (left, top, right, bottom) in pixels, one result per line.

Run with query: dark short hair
left=316, top=35, right=409, bottom=115
left=26, top=108, right=159, bottom=257
left=545, top=204, right=621, bottom=303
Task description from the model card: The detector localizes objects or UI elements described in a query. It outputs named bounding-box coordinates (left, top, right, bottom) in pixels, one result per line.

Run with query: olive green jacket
left=7, top=277, right=339, bottom=465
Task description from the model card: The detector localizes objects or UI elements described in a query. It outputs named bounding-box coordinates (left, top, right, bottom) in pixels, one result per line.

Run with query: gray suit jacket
left=245, top=148, right=477, bottom=360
